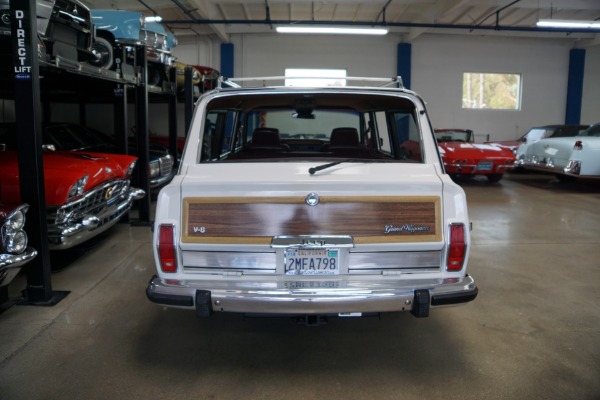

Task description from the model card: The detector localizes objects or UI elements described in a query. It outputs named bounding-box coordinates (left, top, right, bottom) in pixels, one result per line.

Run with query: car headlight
left=67, top=175, right=89, bottom=199
left=1, top=204, right=29, bottom=254
left=149, top=161, right=160, bottom=178
left=5, top=208, right=26, bottom=230
left=3, top=230, right=27, bottom=254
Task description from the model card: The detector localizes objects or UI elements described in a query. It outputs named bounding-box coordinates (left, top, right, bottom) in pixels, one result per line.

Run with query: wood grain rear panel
left=183, top=196, right=441, bottom=244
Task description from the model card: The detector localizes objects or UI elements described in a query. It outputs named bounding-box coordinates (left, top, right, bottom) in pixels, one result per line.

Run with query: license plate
left=477, top=161, right=493, bottom=171
left=284, top=248, right=339, bottom=275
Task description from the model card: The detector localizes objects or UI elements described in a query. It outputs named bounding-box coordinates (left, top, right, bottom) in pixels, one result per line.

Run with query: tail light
left=573, top=140, right=583, bottom=151
left=447, top=223, right=466, bottom=271
left=158, top=224, right=177, bottom=273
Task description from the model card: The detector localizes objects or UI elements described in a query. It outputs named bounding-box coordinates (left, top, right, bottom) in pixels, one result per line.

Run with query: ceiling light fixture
left=276, top=26, right=388, bottom=35
left=536, top=19, right=600, bottom=29
left=145, top=15, right=163, bottom=23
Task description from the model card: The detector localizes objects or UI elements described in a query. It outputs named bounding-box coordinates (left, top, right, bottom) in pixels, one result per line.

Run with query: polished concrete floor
left=0, top=173, right=599, bottom=400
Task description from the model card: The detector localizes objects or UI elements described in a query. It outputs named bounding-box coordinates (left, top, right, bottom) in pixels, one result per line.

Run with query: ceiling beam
left=186, top=0, right=230, bottom=42
left=406, top=0, right=471, bottom=41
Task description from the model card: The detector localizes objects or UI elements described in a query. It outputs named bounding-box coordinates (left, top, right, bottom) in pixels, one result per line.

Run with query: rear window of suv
left=198, top=91, right=424, bottom=163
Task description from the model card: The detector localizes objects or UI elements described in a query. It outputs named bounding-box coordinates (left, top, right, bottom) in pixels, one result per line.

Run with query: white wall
left=4, top=33, right=597, bottom=141
left=169, top=32, right=598, bottom=142
left=229, top=33, right=400, bottom=78
left=412, top=34, right=578, bottom=141
left=581, top=45, right=600, bottom=125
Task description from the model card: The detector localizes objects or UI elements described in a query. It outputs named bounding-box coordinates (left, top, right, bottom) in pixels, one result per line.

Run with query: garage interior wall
left=37, top=33, right=600, bottom=142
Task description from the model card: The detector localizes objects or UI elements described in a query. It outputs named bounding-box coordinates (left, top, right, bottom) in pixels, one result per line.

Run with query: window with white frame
left=462, top=72, right=522, bottom=110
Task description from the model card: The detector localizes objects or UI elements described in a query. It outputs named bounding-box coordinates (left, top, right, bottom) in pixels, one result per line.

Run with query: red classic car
left=0, top=203, right=37, bottom=287
left=435, top=129, right=516, bottom=182
left=0, top=141, right=145, bottom=249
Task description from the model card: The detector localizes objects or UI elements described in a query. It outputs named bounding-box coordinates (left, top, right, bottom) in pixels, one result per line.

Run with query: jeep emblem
left=305, top=193, right=320, bottom=206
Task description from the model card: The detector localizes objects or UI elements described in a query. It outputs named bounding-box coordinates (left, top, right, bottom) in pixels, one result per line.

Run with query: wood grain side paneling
left=183, top=196, right=441, bottom=244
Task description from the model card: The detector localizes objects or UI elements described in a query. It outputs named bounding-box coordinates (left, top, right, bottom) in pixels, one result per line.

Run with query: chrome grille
left=142, top=30, right=167, bottom=51
left=159, top=155, right=173, bottom=176
left=48, top=180, right=130, bottom=225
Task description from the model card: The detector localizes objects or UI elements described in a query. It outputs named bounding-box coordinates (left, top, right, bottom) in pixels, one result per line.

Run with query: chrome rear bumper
left=146, top=274, right=478, bottom=317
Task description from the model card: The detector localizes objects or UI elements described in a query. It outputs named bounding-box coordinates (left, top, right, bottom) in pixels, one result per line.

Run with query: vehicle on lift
left=0, top=203, right=37, bottom=287
left=515, top=122, right=600, bottom=181
left=194, top=65, right=221, bottom=93
left=89, top=9, right=176, bottom=87
left=485, top=124, right=589, bottom=154
left=174, top=60, right=201, bottom=96
left=146, top=76, right=478, bottom=323
left=37, top=122, right=176, bottom=190
left=0, top=0, right=95, bottom=66
left=0, top=124, right=145, bottom=250
left=435, top=128, right=516, bottom=183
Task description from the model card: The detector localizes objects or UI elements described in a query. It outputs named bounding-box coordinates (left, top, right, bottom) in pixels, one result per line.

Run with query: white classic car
left=515, top=122, right=600, bottom=181
left=147, top=76, right=478, bottom=323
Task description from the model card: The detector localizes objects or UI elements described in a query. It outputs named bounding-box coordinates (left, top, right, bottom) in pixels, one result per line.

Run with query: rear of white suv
left=147, top=79, right=478, bottom=320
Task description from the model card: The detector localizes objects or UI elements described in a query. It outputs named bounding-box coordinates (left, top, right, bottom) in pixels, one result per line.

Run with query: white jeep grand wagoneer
left=147, top=76, right=478, bottom=322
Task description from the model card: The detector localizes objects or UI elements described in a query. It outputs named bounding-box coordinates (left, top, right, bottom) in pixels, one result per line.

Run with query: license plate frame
left=284, top=248, right=340, bottom=275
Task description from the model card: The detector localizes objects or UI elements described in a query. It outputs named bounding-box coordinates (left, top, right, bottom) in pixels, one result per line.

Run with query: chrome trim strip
left=348, top=251, right=441, bottom=270
left=271, top=235, right=355, bottom=248
left=181, top=249, right=441, bottom=274
left=182, top=251, right=276, bottom=271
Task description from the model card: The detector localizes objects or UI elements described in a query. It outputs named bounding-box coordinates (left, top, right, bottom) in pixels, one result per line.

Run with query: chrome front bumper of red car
left=0, top=247, right=38, bottom=287
left=47, top=184, right=145, bottom=250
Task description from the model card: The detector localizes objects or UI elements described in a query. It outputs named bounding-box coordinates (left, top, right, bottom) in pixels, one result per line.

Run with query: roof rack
left=217, top=76, right=403, bottom=89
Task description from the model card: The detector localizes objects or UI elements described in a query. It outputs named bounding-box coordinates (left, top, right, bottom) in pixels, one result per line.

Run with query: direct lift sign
left=11, top=5, right=33, bottom=80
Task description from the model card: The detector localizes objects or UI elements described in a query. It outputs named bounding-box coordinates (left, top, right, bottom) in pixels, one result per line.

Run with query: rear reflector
left=447, top=223, right=466, bottom=271
left=573, top=140, right=583, bottom=151
left=158, top=224, right=177, bottom=273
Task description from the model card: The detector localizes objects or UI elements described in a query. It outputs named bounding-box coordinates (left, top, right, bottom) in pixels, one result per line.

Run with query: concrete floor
left=0, top=173, right=599, bottom=400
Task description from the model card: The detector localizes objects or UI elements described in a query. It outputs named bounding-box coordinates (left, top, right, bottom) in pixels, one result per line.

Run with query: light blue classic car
left=89, top=10, right=176, bottom=86
left=516, top=122, right=600, bottom=181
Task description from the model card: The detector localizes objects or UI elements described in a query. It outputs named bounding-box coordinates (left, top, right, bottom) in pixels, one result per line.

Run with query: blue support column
left=221, top=43, right=234, bottom=79
left=397, top=43, right=412, bottom=89
left=565, top=48, right=585, bottom=124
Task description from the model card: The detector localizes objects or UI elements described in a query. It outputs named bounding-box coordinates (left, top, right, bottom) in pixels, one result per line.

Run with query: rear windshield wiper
left=308, top=159, right=387, bottom=175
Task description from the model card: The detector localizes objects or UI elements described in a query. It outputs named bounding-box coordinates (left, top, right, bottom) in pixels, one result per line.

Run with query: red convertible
left=435, top=129, right=516, bottom=182
left=0, top=139, right=145, bottom=249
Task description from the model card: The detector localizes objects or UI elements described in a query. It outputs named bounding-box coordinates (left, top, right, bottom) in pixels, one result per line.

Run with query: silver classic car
left=146, top=76, right=478, bottom=322
left=516, top=122, right=600, bottom=181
